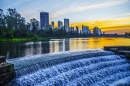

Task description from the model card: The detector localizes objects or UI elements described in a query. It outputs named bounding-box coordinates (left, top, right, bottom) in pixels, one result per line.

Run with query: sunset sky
left=1, top=0, right=130, bottom=34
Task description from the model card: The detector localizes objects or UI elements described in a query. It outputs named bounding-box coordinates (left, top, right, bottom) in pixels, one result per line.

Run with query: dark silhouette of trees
left=125, top=32, right=130, bottom=37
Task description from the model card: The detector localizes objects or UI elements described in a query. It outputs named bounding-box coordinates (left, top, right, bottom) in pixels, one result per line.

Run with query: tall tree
left=0, top=9, right=6, bottom=38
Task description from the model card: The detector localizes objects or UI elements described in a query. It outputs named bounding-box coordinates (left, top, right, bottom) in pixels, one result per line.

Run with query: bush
left=5, top=34, right=14, bottom=39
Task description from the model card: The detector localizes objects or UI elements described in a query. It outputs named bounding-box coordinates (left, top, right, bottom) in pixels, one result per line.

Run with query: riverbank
left=0, top=37, right=86, bottom=42
left=0, top=36, right=130, bottom=43
left=0, top=37, right=50, bottom=42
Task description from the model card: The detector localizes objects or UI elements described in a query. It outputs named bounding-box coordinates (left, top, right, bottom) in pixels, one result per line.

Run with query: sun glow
left=70, top=17, right=130, bottom=34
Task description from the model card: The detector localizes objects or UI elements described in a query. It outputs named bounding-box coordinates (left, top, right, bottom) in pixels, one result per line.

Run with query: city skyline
left=1, top=0, right=130, bottom=34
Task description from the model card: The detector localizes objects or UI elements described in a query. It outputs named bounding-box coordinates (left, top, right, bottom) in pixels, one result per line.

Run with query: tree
left=30, top=18, right=39, bottom=33
left=0, top=9, right=6, bottom=38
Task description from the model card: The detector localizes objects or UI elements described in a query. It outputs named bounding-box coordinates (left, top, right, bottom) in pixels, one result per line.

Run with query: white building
left=51, top=21, right=54, bottom=30
left=58, top=21, right=63, bottom=29
left=21, top=17, right=26, bottom=25
left=75, top=26, right=79, bottom=34
left=29, top=19, right=40, bottom=30
left=82, top=25, right=91, bottom=34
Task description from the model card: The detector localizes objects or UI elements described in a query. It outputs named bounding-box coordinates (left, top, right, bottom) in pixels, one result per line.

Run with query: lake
left=0, top=37, right=130, bottom=59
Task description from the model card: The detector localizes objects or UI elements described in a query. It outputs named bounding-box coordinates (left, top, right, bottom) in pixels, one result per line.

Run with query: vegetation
left=0, top=8, right=94, bottom=42
left=124, top=32, right=130, bottom=38
left=1, top=8, right=129, bottom=42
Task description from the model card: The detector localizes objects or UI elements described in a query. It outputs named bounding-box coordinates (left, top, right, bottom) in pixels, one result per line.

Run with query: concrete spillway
left=6, top=49, right=130, bottom=86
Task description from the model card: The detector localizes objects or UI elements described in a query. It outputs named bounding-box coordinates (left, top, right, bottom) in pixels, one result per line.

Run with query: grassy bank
left=1, top=37, right=129, bottom=43
left=0, top=37, right=50, bottom=42
left=0, top=36, right=71, bottom=42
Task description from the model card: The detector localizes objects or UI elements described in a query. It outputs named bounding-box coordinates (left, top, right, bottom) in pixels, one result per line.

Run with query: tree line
left=0, top=8, right=93, bottom=39
left=125, top=32, right=130, bottom=37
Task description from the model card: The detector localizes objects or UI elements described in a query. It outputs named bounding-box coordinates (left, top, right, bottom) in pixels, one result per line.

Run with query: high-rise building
left=80, top=30, right=82, bottom=34
left=93, top=26, right=102, bottom=36
left=29, top=19, right=40, bottom=30
left=82, top=25, right=91, bottom=34
left=21, top=17, right=26, bottom=25
left=58, top=21, right=63, bottom=29
left=75, top=26, right=79, bottom=34
left=69, top=27, right=74, bottom=32
left=64, top=18, right=69, bottom=32
left=51, top=21, right=54, bottom=30
left=40, top=12, right=49, bottom=29
left=29, top=22, right=33, bottom=30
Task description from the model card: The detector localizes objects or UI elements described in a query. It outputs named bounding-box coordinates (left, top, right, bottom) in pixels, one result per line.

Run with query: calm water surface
left=0, top=37, right=130, bottom=58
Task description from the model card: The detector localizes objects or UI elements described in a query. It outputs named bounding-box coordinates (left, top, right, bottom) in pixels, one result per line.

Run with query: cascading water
left=6, top=49, right=130, bottom=86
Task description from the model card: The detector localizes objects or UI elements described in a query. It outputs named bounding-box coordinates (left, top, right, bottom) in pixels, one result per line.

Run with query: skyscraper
left=69, top=27, right=74, bottom=32
left=40, top=12, right=49, bottom=29
left=82, top=25, right=91, bottom=34
left=93, top=26, right=102, bottom=36
left=58, top=21, right=63, bottom=29
left=51, top=21, right=54, bottom=30
left=64, top=18, right=69, bottom=32
left=75, top=26, right=79, bottom=34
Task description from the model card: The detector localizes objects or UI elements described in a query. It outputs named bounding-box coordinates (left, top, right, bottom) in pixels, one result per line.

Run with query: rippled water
left=0, top=37, right=130, bottom=58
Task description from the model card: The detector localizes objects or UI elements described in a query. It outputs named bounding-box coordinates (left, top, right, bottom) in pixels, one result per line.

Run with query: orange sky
left=70, top=17, right=130, bottom=34
left=52, top=16, right=130, bottom=34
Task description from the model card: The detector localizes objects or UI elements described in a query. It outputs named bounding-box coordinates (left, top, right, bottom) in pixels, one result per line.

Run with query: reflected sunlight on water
left=0, top=37, right=130, bottom=58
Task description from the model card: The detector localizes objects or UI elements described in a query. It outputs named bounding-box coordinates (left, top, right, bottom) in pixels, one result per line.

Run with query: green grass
left=0, top=37, right=70, bottom=42
left=0, top=37, right=49, bottom=42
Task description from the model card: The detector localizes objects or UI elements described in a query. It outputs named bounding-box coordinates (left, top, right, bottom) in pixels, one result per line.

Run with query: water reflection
left=0, top=38, right=130, bottom=58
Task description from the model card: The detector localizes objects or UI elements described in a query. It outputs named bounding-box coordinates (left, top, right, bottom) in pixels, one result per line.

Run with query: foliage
left=125, top=32, right=130, bottom=37
left=0, top=8, right=95, bottom=42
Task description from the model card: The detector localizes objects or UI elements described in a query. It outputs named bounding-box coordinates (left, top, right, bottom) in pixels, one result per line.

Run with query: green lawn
left=0, top=37, right=69, bottom=42
left=0, top=37, right=49, bottom=42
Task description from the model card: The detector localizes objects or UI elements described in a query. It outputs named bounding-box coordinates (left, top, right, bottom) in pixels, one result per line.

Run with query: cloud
left=50, top=0, right=128, bottom=18
left=2, top=0, right=30, bottom=9
left=105, top=13, right=130, bottom=18
left=20, top=9, right=39, bottom=22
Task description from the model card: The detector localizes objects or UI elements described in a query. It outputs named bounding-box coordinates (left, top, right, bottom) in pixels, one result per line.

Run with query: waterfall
left=6, top=49, right=130, bottom=86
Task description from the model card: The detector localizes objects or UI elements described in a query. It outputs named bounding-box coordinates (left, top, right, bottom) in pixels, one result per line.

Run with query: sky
left=0, top=0, right=130, bottom=34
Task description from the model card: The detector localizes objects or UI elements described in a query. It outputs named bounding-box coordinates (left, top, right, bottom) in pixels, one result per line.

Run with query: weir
left=6, top=49, right=130, bottom=86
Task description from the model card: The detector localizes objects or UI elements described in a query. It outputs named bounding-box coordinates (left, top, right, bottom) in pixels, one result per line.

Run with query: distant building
left=80, top=30, right=82, bottom=34
left=37, top=21, right=40, bottom=30
left=58, top=21, right=63, bottom=29
left=30, top=18, right=40, bottom=30
left=103, top=32, right=105, bottom=35
left=0, top=9, right=4, bottom=19
left=69, top=27, right=74, bottom=32
left=75, top=26, right=79, bottom=34
left=21, top=17, right=26, bottom=24
left=29, top=22, right=33, bottom=30
left=64, top=18, right=69, bottom=32
left=82, top=25, right=91, bottom=34
left=49, top=25, right=52, bottom=29
left=93, top=26, right=102, bottom=36
left=51, top=21, right=54, bottom=30
left=40, top=12, right=49, bottom=29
